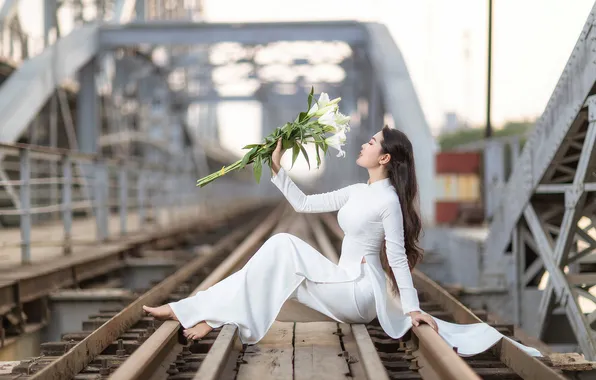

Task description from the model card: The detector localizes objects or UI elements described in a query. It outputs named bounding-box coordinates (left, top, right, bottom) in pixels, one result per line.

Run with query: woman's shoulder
left=346, top=182, right=367, bottom=193
left=377, top=189, right=402, bottom=212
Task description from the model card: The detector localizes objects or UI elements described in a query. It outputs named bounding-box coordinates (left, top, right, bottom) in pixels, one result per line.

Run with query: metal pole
left=94, top=160, right=108, bottom=241
left=102, top=163, right=110, bottom=239
left=138, top=169, right=146, bottom=227
left=20, top=149, right=31, bottom=264
left=119, top=165, right=128, bottom=236
left=50, top=95, right=59, bottom=220
left=62, top=155, right=73, bottom=255
left=485, top=0, right=493, bottom=138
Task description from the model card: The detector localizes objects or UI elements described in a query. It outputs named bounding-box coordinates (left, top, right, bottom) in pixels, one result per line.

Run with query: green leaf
left=253, top=157, right=262, bottom=183
left=240, top=146, right=258, bottom=168
left=298, top=142, right=310, bottom=170
left=307, top=86, right=314, bottom=110
left=315, top=144, right=321, bottom=169
left=282, top=138, right=292, bottom=150
left=291, top=143, right=300, bottom=169
left=297, top=111, right=308, bottom=123
left=242, top=143, right=260, bottom=149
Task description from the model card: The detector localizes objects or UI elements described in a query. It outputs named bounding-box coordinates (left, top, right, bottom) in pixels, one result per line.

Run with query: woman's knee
left=259, top=233, right=294, bottom=254
left=268, top=232, right=293, bottom=244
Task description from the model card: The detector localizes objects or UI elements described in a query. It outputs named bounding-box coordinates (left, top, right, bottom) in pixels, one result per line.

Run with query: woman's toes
left=141, top=305, right=177, bottom=321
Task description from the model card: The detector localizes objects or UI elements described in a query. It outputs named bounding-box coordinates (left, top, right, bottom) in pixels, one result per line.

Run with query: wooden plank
left=545, top=353, right=596, bottom=371
left=294, top=322, right=349, bottom=380
left=236, top=321, right=294, bottom=380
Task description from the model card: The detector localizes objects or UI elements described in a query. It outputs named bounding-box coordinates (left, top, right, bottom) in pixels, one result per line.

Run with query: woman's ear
left=379, top=153, right=391, bottom=165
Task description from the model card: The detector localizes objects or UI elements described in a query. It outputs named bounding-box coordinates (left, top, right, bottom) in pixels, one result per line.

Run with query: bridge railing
left=0, top=142, right=200, bottom=264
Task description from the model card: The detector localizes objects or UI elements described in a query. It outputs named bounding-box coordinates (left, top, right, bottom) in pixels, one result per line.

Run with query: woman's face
left=356, top=130, right=385, bottom=168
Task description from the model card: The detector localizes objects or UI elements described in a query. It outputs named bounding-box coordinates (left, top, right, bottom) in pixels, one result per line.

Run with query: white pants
left=288, top=264, right=376, bottom=323
left=169, top=234, right=377, bottom=344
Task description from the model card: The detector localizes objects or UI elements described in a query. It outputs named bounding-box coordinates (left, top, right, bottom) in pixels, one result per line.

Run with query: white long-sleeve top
left=271, top=167, right=421, bottom=315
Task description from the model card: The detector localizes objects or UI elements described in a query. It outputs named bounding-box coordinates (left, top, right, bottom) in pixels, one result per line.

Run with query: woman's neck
left=367, top=167, right=389, bottom=185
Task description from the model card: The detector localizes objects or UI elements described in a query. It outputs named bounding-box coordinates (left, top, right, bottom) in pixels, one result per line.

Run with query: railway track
left=0, top=204, right=594, bottom=379
left=0, top=204, right=280, bottom=380
left=318, top=213, right=592, bottom=380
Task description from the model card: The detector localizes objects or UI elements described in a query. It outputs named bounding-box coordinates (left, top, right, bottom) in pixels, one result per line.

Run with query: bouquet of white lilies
left=196, top=88, right=350, bottom=187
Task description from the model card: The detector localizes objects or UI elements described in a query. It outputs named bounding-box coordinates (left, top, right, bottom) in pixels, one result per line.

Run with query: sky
left=201, top=0, right=596, bottom=134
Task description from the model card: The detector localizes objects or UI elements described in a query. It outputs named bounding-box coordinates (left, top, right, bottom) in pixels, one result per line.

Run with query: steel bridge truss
left=0, top=4, right=435, bottom=226
left=486, top=4, right=596, bottom=359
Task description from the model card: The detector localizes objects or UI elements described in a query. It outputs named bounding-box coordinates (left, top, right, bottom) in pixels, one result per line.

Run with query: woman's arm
left=271, top=167, right=356, bottom=213
left=380, top=199, right=421, bottom=315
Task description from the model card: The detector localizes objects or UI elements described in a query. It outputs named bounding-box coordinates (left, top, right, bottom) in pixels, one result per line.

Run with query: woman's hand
left=409, top=311, right=438, bottom=332
left=271, top=138, right=286, bottom=174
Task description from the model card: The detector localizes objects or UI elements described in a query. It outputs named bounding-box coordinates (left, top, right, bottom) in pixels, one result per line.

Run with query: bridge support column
left=77, top=59, right=99, bottom=155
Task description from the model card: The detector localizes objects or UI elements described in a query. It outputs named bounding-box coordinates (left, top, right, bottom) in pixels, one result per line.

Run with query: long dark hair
left=379, top=126, right=424, bottom=294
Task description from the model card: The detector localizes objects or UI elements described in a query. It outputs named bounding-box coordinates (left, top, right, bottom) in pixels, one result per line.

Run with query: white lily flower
left=325, top=131, right=347, bottom=158
left=334, top=112, right=350, bottom=126
left=307, top=92, right=341, bottom=117
left=318, top=111, right=351, bottom=134
left=318, top=111, right=340, bottom=131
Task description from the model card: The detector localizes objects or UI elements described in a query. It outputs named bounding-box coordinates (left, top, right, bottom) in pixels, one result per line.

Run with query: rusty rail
left=27, top=208, right=269, bottom=380
left=412, top=324, right=480, bottom=380
left=107, top=204, right=286, bottom=380
left=319, top=213, right=482, bottom=380
left=413, top=271, right=566, bottom=380
left=320, top=212, right=573, bottom=379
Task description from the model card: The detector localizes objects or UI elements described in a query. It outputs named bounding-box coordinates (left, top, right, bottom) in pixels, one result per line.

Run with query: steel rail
left=108, top=203, right=286, bottom=380
left=319, top=213, right=481, bottom=380
left=413, top=271, right=565, bottom=380
left=322, top=212, right=566, bottom=380
left=28, top=208, right=266, bottom=380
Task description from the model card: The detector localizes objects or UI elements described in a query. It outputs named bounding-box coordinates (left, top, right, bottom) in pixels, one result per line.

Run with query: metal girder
left=523, top=202, right=594, bottom=357
left=364, top=23, right=435, bottom=225
left=172, top=84, right=342, bottom=105
left=513, top=98, right=596, bottom=358
left=487, top=4, right=596, bottom=358
left=77, top=59, right=99, bottom=154
left=0, top=24, right=98, bottom=143
left=485, top=5, right=596, bottom=259
left=98, top=21, right=367, bottom=47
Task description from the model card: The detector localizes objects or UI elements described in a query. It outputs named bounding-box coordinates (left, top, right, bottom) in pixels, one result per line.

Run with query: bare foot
left=142, top=305, right=178, bottom=322
left=183, top=322, right=213, bottom=340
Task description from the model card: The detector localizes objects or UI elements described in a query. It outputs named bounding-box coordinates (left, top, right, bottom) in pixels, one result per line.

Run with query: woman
left=144, top=126, right=541, bottom=357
